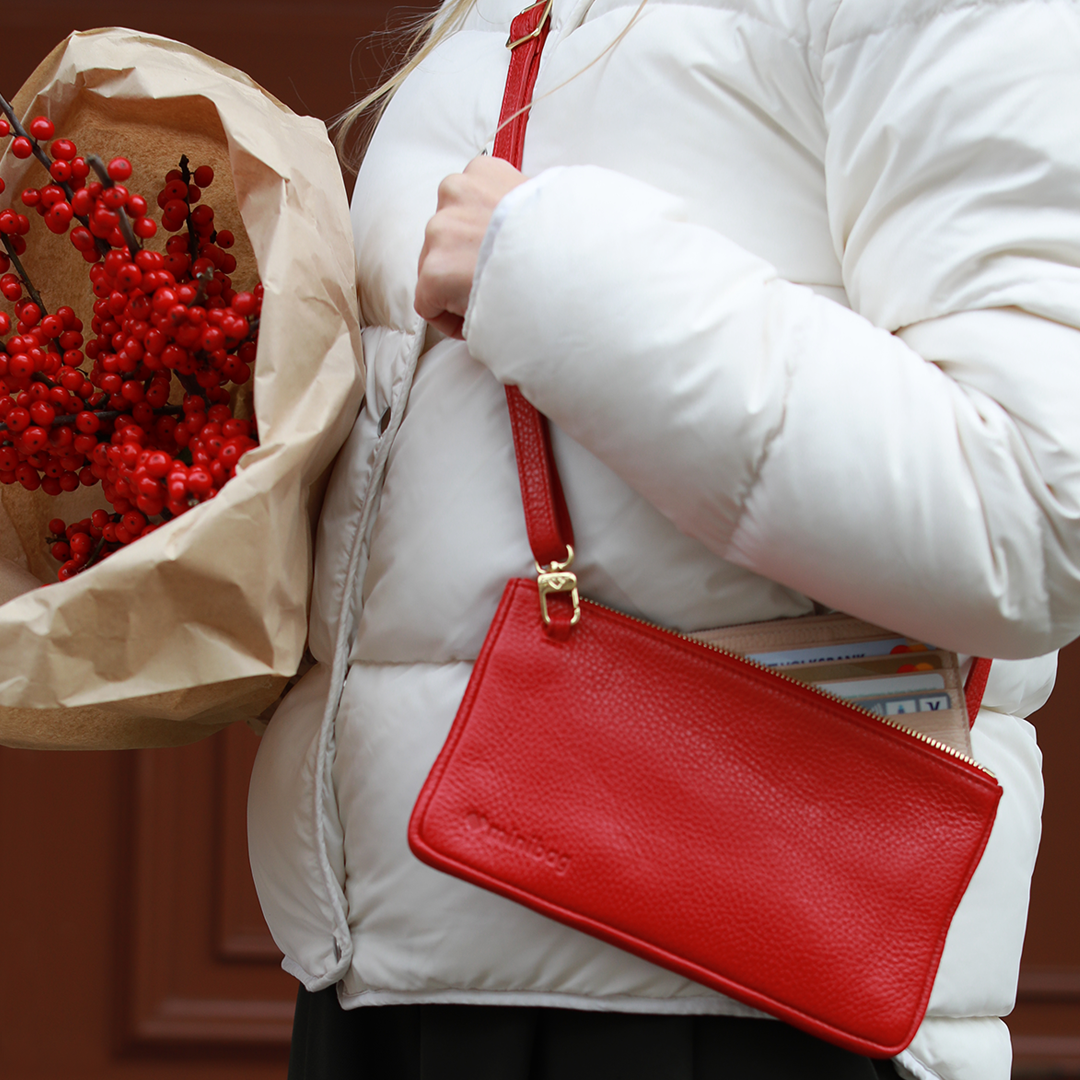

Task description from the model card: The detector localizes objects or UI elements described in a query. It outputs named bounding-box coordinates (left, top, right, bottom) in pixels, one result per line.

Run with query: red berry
left=75, top=411, right=101, bottom=434
left=231, top=291, right=257, bottom=316
left=46, top=202, right=74, bottom=233
left=162, top=179, right=188, bottom=202
left=71, top=188, right=93, bottom=216
left=28, top=117, right=55, bottom=140
left=6, top=408, right=30, bottom=432
left=39, top=188, right=62, bottom=212
left=145, top=451, right=171, bottom=478
left=70, top=227, right=96, bottom=254
left=186, top=468, right=212, bottom=496
left=218, top=442, right=244, bottom=468
left=102, top=186, right=128, bottom=210
left=16, top=465, right=40, bottom=491
left=29, top=402, right=55, bottom=426
left=120, top=381, right=144, bottom=404
left=107, top=157, right=133, bottom=182
left=8, top=354, right=33, bottom=379
left=122, top=511, right=146, bottom=534
left=70, top=532, right=94, bottom=556
left=132, top=216, right=157, bottom=240
left=193, top=165, right=214, bottom=188
left=152, top=287, right=177, bottom=313
left=93, top=205, right=119, bottom=231
left=116, top=263, right=142, bottom=290
left=22, top=427, right=49, bottom=452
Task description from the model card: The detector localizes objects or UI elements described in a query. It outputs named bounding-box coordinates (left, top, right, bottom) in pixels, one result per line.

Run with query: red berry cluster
left=0, top=101, right=260, bottom=581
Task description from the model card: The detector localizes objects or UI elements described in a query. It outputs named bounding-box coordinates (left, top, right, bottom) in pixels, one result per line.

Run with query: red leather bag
left=410, top=2, right=1002, bottom=1058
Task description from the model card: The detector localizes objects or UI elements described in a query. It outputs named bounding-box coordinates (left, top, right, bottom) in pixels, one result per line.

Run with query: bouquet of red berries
left=0, top=29, right=363, bottom=749
left=0, top=103, right=261, bottom=581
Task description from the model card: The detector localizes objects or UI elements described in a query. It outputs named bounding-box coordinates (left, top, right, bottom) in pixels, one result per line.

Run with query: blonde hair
left=334, top=0, right=476, bottom=165
left=334, top=0, right=649, bottom=167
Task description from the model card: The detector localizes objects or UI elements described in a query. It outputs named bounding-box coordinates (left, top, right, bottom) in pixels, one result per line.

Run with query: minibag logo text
left=464, top=811, right=571, bottom=875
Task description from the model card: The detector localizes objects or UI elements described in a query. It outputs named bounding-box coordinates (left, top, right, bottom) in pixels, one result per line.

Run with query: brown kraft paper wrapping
left=0, top=28, right=365, bottom=748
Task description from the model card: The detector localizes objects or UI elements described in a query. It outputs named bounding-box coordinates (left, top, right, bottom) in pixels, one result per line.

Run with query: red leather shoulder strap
left=965, top=656, right=992, bottom=727
left=494, top=0, right=553, bottom=170
left=495, top=1, right=575, bottom=569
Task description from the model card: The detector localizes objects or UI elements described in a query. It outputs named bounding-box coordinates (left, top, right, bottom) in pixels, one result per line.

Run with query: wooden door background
left=0, top=4, right=1077, bottom=1077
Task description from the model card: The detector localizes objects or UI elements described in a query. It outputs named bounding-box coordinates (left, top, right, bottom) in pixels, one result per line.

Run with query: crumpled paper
left=0, top=28, right=365, bottom=748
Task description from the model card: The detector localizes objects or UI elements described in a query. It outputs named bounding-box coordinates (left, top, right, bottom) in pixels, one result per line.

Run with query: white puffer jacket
left=249, top=1, right=1080, bottom=1077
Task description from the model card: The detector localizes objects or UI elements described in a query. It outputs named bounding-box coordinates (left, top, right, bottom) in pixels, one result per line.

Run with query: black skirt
left=289, top=986, right=902, bottom=1080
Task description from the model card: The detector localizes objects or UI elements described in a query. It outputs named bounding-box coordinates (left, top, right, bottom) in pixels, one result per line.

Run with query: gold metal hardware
left=536, top=544, right=581, bottom=627
left=507, top=0, right=554, bottom=48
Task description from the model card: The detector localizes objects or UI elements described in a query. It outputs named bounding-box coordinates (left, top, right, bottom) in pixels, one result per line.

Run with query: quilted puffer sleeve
left=463, top=0, right=1080, bottom=659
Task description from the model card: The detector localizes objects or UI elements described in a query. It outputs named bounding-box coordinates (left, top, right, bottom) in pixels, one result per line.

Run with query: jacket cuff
left=462, top=171, right=554, bottom=342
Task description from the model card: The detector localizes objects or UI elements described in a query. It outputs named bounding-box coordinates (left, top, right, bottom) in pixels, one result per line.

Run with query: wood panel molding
left=216, top=723, right=288, bottom=963
left=119, top=727, right=295, bottom=1053
left=126, top=996, right=295, bottom=1047
left=1013, top=1036, right=1080, bottom=1079
left=1018, top=968, right=1080, bottom=1001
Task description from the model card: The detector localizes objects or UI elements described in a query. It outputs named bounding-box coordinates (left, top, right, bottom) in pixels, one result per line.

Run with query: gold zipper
left=575, top=595, right=996, bottom=780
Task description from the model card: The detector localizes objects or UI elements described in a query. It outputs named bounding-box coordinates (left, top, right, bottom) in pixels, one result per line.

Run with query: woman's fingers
left=415, top=157, right=527, bottom=337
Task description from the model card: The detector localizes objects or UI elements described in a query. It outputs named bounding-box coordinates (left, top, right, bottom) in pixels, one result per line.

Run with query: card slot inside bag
left=687, top=615, right=972, bottom=757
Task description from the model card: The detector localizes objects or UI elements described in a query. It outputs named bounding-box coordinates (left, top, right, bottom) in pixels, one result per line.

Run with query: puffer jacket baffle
left=249, top=1, right=1080, bottom=1078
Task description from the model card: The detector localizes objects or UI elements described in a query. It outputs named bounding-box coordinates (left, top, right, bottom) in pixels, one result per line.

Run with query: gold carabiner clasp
left=507, top=0, right=554, bottom=48
left=536, top=544, right=581, bottom=627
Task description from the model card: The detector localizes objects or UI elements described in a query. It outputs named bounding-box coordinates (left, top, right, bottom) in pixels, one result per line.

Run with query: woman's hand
left=415, top=156, right=527, bottom=339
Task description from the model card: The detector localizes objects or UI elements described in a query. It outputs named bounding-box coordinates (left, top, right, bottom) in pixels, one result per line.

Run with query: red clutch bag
left=410, top=1, right=1002, bottom=1058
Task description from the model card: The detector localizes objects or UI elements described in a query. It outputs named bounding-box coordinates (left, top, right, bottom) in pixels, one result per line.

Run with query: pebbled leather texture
left=410, top=580, right=1002, bottom=1058
left=506, top=383, right=575, bottom=569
